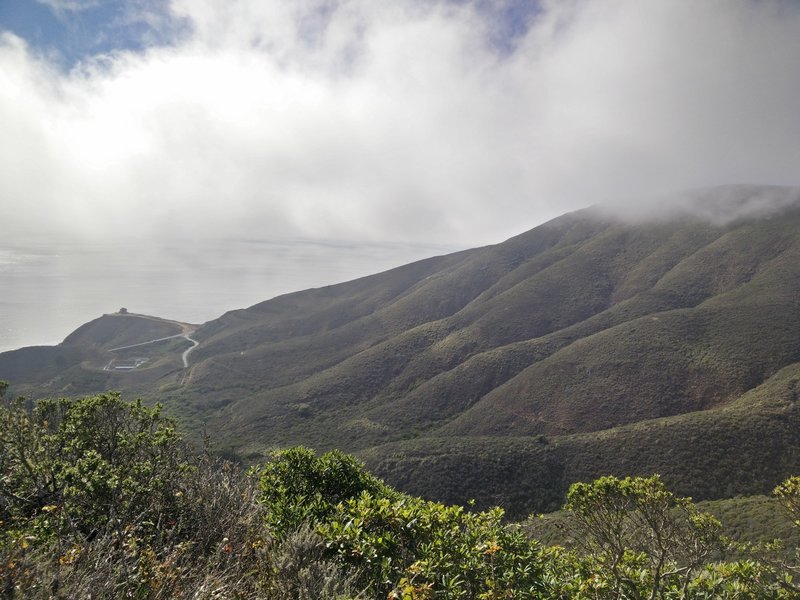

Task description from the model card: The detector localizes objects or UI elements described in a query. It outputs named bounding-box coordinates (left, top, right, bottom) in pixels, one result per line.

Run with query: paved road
left=104, top=329, right=200, bottom=371
left=108, top=334, right=185, bottom=352
left=181, top=335, right=199, bottom=368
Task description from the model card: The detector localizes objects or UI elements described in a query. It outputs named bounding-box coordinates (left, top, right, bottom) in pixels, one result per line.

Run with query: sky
left=1, top=0, right=800, bottom=251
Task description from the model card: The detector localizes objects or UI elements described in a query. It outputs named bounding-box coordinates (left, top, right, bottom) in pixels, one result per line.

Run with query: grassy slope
left=4, top=188, right=800, bottom=514
left=180, top=207, right=800, bottom=454
left=171, top=203, right=800, bottom=515
left=361, top=361, right=800, bottom=518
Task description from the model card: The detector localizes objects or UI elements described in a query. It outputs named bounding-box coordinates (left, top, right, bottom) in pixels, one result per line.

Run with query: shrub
left=251, top=446, right=391, bottom=537
left=0, top=391, right=268, bottom=598
left=4, top=386, right=800, bottom=599
left=321, top=493, right=549, bottom=599
left=0, top=392, right=189, bottom=540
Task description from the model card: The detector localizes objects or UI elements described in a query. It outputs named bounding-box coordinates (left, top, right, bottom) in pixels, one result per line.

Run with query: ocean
left=0, top=239, right=455, bottom=353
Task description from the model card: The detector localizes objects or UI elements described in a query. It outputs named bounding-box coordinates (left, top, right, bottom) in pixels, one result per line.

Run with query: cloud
left=599, top=184, right=800, bottom=224
left=2, top=0, right=800, bottom=249
left=35, top=0, right=103, bottom=13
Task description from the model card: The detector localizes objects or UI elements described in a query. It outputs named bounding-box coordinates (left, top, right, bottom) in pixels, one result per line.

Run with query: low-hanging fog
left=2, top=0, right=800, bottom=249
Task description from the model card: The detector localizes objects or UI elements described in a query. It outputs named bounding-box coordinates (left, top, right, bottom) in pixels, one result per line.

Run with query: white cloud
left=2, top=0, right=800, bottom=249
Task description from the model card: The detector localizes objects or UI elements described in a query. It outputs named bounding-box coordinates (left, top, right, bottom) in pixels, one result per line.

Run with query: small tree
left=768, top=476, right=800, bottom=595
left=565, top=474, right=723, bottom=599
left=774, top=476, right=800, bottom=528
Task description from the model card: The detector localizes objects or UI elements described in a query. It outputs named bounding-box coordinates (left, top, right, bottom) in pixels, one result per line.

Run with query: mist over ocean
left=0, top=239, right=455, bottom=353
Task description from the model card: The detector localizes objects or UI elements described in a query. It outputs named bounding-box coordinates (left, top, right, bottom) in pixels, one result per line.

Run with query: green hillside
left=3, top=185, right=800, bottom=513
left=362, top=361, right=800, bottom=517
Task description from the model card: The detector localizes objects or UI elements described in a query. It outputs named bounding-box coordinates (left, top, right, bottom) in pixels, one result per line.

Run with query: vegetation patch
left=4, top=386, right=800, bottom=598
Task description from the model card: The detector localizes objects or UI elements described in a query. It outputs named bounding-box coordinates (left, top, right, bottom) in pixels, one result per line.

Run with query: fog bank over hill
left=2, top=1, right=800, bottom=249
left=600, top=185, right=800, bottom=225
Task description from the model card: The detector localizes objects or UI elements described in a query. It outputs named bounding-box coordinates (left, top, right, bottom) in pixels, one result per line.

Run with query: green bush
left=251, top=446, right=391, bottom=537
left=250, top=445, right=552, bottom=598
left=0, top=391, right=269, bottom=598
left=321, top=493, right=549, bottom=599
left=0, top=392, right=191, bottom=541
left=4, top=383, right=800, bottom=599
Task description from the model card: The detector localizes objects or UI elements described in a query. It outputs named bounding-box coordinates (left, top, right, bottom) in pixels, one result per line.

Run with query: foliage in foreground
left=3, top=386, right=800, bottom=598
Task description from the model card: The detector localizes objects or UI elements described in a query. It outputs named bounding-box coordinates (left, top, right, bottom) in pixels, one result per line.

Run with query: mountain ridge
left=3, top=185, right=800, bottom=514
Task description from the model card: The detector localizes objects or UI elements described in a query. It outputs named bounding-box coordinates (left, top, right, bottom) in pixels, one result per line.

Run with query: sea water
left=0, top=239, right=454, bottom=353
